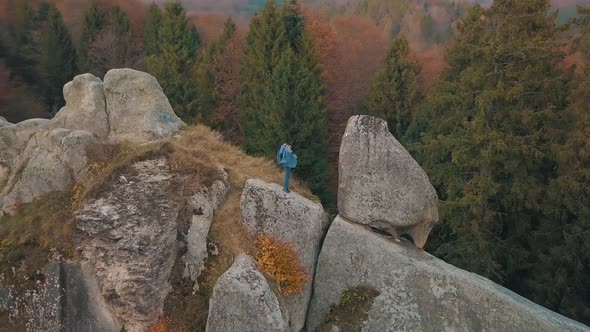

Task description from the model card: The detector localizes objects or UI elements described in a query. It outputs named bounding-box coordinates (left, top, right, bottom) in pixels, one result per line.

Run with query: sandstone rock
left=307, top=216, right=590, bottom=332
left=0, top=119, right=50, bottom=165
left=338, top=115, right=439, bottom=248
left=0, top=261, right=120, bottom=332
left=49, top=73, right=109, bottom=138
left=104, top=68, right=184, bottom=142
left=41, top=261, right=120, bottom=332
left=206, top=254, right=288, bottom=332
left=0, top=119, right=51, bottom=194
left=75, top=158, right=185, bottom=331
left=184, top=168, right=229, bottom=285
left=0, top=116, right=10, bottom=127
left=76, top=158, right=183, bottom=331
left=240, top=179, right=328, bottom=332
left=1, top=128, right=95, bottom=214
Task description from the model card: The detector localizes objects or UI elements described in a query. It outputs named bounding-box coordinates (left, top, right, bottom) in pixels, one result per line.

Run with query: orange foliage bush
left=147, top=316, right=170, bottom=332
left=254, top=233, right=311, bottom=297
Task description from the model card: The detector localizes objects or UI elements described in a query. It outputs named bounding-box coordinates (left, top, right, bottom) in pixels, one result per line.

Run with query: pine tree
left=36, top=3, right=77, bottom=113
left=79, top=2, right=107, bottom=72
left=240, top=0, right=287, bottom=153
left=416, top=0, right=568, bottom=285
left=282, top=0, right=305, bottom=52
left=363, top=35, right=421, bottom=139
left=526, top=6, right=590, bottom=324
left=144, top=3, right=162, bottom=57
left=5, top=0, right=37, bottom=84
left=241, top=1, right=330, bottom=200
left=258, top=46, right=329, bottom=197
left=146, top=1, right=200, bottom=123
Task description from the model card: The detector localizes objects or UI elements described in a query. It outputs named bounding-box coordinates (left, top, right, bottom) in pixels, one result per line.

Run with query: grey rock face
left=338, top=115, right=439, bottom=248
left=307, top=216, right=590, bottom=332
left=240, top=179, right=328, bottom=332
left=206, top=254, right=288, bottom=332
left=1, top=128, right=95, bottom=214
left=0, top=261, right=120, bottom=332
left=104, top=68, right=184, bottom=142
left=49, top=73, right=109, bottom=138
left=0, top=119, right=50, bottom=174
left=184, top=168, right=229, bottom=285
left=0, top=116, right=10, bottom=127
left=75, top=158, right=185, bottom=332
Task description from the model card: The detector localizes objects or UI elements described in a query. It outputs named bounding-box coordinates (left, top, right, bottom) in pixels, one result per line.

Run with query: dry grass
left=78, top=125, right=316, bottom=205
left=171, top=125, right=315, bottom=201
left=0, top=191, right=76, bottom=284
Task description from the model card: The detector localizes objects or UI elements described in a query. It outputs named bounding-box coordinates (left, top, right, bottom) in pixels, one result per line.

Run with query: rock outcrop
left=206, top=254, right=288, bottom=332
left=0, top=69, right=185, bottom=215
left=0, top=261, right=119, bottom=331
left=49, top=73, right=109, bottom=138
left=307, top=216, right=590, bottom=332
left=184, top=168, right=229, bottom=284
left=104, top=68, right=184, bottom=142
left=338, top=115, right=438, bottom=248
left=1, top=128, right=94, bottom=214
left=240, top=179, right=328, bottom=332
left=75, top=158, right=185, bottom=331
left=0, top=118, right=50, bottom=194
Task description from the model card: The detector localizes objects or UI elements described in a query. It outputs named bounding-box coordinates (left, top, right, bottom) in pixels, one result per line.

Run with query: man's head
left=286, top=143, right=292, bottom=149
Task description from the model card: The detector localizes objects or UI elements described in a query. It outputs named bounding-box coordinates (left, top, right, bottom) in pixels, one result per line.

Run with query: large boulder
left=338, top=115, right=438, bottom=248
left=0, top=119, right=50, bottom=171
left=75, top=158, right=185, bottom=331
left=206, top=254, right=288, bottom=332
left=104, top=68, right=184, bottom=142
left=307, top=216, right=590, bottom=332
left=184, top=168, right=229, bottom=285
left=1, top=128, right=95, bottom=214
left=240, top=179, right=328, bottom=332
left=49, top=73, right=109, bottom=138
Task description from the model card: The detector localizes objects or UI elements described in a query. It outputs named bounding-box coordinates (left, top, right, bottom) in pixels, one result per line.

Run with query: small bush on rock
left=324, top=286, right=380, bottom=331
left=254, top=233, right=310, bottom=296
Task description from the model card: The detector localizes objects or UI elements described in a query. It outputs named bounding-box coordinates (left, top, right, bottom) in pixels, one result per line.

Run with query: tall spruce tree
left=79, top=2, right=107, bottom=72
left=240, top=0, right=287, bottom=153
left=526, top=6, right=590, bottom=324
left=240, top=0, right=329, bottom=200
left=144, top=3, right=162, bottom=57
left=282, top=0, right=305, bottom=52
left=363, top=35, right=421, bottom=139
left=37, top=3, right=77, bottom=113
left=5, top=0, right=37, bottom=85
left=256, top=48, right=329, bottom=197
left=146, top=1, right=200, bottom=123
left=416, top=0, right=568, bottom=286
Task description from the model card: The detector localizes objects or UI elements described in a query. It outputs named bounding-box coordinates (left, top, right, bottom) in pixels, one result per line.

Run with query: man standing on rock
left=277, top=143, right=297, bottom=193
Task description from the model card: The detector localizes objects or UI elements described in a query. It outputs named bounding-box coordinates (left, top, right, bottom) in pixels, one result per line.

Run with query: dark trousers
left=283, top=166, right=292, bottom=192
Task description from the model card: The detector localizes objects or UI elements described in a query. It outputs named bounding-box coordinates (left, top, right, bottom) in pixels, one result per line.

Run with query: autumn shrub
left=253, top=233, right=310, bottom=296
left=147, top=317, right=170, bottom=332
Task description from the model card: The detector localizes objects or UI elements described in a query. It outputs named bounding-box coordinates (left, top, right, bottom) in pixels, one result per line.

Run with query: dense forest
left=0, top=0, right=589, bottom=326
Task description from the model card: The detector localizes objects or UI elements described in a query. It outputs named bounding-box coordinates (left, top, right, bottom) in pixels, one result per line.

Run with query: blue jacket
left=277, top=145, right=297, bottom=169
